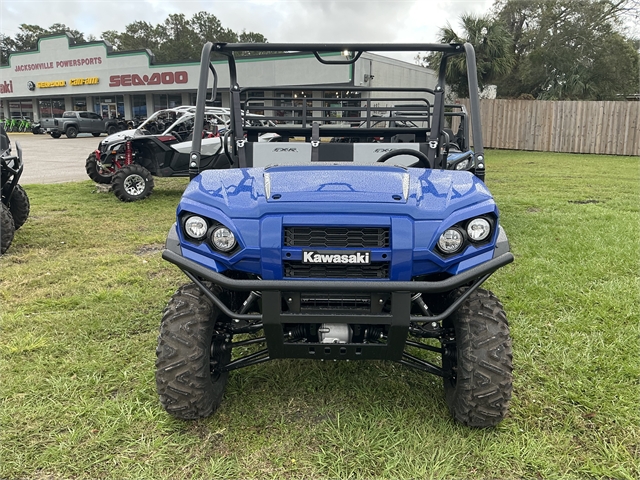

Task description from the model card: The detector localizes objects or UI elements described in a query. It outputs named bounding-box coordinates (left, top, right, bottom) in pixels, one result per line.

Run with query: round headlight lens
left=212, top=226, right=236, bottom=252
left=467, top=218, right=491, bottom=241
left=455, top=159, right=471, bottom=170
left=438, top=228, right=464, bottom=253
left=184, top=216, right=208, bottom=240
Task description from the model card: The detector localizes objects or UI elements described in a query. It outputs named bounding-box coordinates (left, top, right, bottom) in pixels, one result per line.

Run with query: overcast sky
left=1, top=0, right=495, bottom=61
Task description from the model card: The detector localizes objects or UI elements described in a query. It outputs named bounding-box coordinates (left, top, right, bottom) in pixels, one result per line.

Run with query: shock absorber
left=365, top=326, right=386, bottom=342
left=124, top=140, right=133, bottom=166
left=286, top=324, right=310, bottom=341
left=412, top=293, right=432, bottom=316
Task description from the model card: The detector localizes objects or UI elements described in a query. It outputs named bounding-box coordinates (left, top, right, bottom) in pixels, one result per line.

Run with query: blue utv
left=157, top=42, right=514, bottom=427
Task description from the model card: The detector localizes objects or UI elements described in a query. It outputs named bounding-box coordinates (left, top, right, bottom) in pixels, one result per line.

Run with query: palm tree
left=426, top=14, right=514, bottom=98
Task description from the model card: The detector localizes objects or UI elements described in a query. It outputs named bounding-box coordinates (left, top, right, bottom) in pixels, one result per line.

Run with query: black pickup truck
left=41, top=111, right=119, bottom=138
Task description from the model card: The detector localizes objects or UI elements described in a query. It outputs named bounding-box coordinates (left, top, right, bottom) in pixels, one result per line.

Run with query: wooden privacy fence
left=456, top=99, right=639, bottom=156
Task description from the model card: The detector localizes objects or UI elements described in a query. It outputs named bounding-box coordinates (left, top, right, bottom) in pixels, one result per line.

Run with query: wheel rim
left=123, top=174, right=146, bottom=195
left=209, top=334, right=227, bottom=381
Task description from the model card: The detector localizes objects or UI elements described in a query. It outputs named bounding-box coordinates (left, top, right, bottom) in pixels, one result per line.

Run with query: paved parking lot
left=7, top=132, right=102, bottom=184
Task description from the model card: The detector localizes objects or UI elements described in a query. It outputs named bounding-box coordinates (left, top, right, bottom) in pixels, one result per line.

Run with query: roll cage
left=189, top=42, right=485, bottom=178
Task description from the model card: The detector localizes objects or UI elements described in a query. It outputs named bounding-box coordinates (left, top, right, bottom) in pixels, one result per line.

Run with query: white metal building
left=0, top=33, right=437, bottom=122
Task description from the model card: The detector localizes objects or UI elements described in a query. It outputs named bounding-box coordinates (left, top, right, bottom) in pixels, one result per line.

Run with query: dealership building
left=0, top=33, right=437, bottom=122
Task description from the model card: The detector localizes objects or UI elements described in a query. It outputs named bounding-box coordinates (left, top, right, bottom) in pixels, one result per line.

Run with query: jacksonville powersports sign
left=13, top=56, right=104, bottom=72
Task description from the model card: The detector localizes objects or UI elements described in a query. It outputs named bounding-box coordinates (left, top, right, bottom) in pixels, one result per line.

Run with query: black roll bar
left=189, top=41, right=485, bottom=177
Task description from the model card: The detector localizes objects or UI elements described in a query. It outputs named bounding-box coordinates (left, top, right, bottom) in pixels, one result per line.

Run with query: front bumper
left=162, top=248, right=513, bottom=295
left=162, top=247, right=513, bottom=362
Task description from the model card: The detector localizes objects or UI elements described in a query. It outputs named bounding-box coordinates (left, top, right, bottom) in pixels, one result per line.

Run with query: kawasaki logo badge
left=303, top=251, right=371, bottom=265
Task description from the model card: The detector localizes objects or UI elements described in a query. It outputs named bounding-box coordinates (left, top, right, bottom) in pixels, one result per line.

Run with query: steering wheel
left=376, top=148, right=431, bottom=168
left=171, top=131, right=183, bottom=142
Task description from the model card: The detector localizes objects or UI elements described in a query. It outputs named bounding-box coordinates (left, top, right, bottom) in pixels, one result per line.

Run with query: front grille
left=284, top=261, right=389, bottom=279
left=300, top=293, right=371, bottom=310
left=284, top=227, right=389, bottom=248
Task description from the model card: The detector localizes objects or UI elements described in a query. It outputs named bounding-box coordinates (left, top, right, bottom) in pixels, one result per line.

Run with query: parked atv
left=85, top=107, right=275, bottom=202
left=0, top=124, right=30, bottom=255
left=157, top=41, right=514, bottom=427
left=85, top=108, right=231, bottom=201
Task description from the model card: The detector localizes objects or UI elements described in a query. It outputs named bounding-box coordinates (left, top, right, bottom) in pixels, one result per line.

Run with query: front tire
left=1, top=203, right=15, bottom=255
left=7, top=184, right=29, bottom=230
left=85, top=152, right=115, bottom=184
left=111, top=164, right=154, bottom=202
left=106, top=125, right=118, bottom=136
left=442, top=288, right=513, bottom=427
left=156, top=283, right=232, bottom=419
left=50, top=132, right=61, bottom=139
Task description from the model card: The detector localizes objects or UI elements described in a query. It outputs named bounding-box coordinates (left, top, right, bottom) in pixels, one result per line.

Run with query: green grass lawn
left=1, top=150, right=638, bottom=479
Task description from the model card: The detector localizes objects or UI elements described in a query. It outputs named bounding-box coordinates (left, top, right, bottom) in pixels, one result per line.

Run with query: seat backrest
left=245, top=142, right=429, bottom=167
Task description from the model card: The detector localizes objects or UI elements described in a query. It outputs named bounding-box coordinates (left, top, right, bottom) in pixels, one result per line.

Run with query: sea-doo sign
left=303, top=250, right=371, bottom=265
left=109, top=71, right=188, bottom=87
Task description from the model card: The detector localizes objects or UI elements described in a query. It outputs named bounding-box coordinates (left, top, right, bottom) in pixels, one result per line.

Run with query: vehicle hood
left=100, top=128, right=145, bottom=146
left=179, top=164, right=494, bottom=221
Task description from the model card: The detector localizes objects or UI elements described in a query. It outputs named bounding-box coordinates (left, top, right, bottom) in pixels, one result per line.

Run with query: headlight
left=184, top=215, right=208, bottom=240
left=437, top=228, right=464, bottom=254
left=212, top=226, right=236, bottom=252
left=455, top=159, right=471, bottom=170
left=467, top=218, right=491, bottom=241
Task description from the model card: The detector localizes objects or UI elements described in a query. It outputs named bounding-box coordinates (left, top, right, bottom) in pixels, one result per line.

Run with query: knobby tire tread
left=7, top=184, right=29, bottom=230
left=0, top=203, right=15, bottom=254
left=444, top=288, right=513, bottom=427
left=85, top=152, right=114, bottom=184
left=155, top=283, right=231, bottom=420
left=112, top=164, right=154, bottom=202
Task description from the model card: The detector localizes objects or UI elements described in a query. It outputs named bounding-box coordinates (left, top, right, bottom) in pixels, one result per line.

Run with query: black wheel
left=92, top=132, right=101, bottom=137
left=65, top=126, right=78, bottom=138
left=156, top=283, right=232, bottom=419
left=111, top=164, right=154, bottom=202
left=376, top=148, right=431, bottom=168
left=1, top=203, right=15, bottom=255
left=106, top=125, right=118, bottom=136
left=442, top=288, right=513, bottom=427
left=50, top=132, right=61, bottom=139
left=7, top=184, right=29, bottom=230
left=85, top=152, right=116, bottom=184
left=148, top=124, right=158, bottom=135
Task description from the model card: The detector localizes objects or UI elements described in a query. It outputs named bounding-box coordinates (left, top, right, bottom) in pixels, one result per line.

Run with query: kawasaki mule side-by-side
left=157, top=42, right=514, bottom=427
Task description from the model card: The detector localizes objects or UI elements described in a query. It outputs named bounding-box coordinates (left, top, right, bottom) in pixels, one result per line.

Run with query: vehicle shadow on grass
left=219, top=357, right=450, bottom=427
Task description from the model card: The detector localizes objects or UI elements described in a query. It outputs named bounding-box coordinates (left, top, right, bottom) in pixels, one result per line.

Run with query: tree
left=492, top=0, right=640, bottom=99
left=419, top=14, right=514, bottom=98
left=103, top=21, right=163, bottom=56
left=156, top=14, right=202, bottom=62
left=0, top=34, right=11, bottom=65
left=100, top=12, right=271, bottom=62
left=1, top=13, right=271, bottom=65
left=1, top=23, right=88, bottom=65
